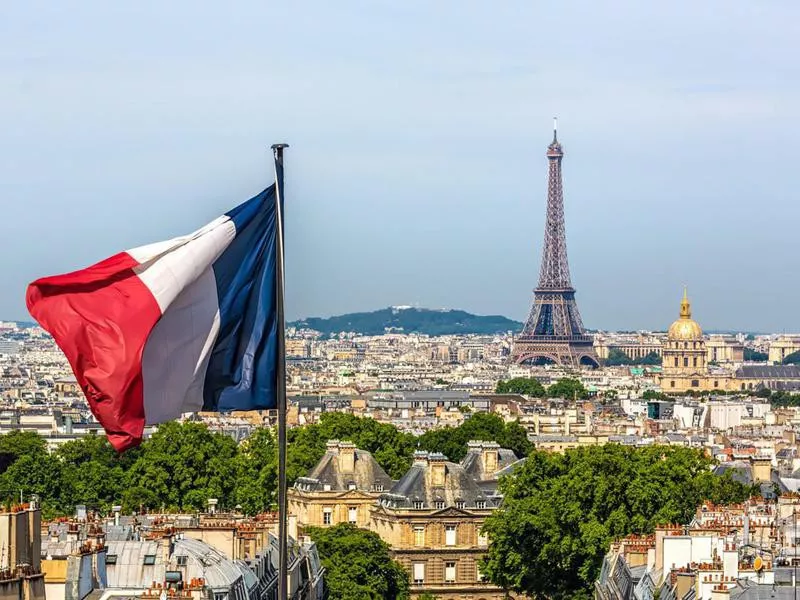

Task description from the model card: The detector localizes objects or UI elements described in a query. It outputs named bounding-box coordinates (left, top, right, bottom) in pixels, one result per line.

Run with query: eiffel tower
left=512, top=120, right=599, bottom=367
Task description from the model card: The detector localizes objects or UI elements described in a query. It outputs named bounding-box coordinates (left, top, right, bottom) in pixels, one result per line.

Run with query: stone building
left=657, top=290, right=739, bottom=394
left=0, top=500, right=45, bottom=600
left=371, top=450, right=506, bottom=600
left=289, top=440, right=393, bottom=529
left=459, top=440, right=521, bottom=501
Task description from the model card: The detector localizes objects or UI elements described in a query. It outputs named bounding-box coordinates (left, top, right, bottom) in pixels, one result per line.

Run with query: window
left=323, top=507, right=332, bottom=525
left=455, top=500, right=465, bottom=509
left=413, top=500, right=424, bottom=510
left=434, top=500, right=445, bottom=510
left=445, top=525, right=457, bottom=546
left=413, top=526, right=425, bottom=547
left=714, top=380, right=719, bottom=388
left=693, top=357, right=698, bottom=367
left=691, top=380, right=699, bottom=388
left=478, top=532, right=488, bottom=548
left=374, top=483, right=383, bottom=492
left=674, top=357, right=678, bottom=367
left=347, top=482, right=356, bottom=491
left=348, top=506, right=357, bottom=523
left=143, top=555, right=156, bottom=566
left=670, top=381, right=675, bottom=388
left=413, top=562, right=425, bottom=584
left=323, top=484, right=331, bottom=492
left=176, top=555, right=188, bottom=567
left=476, top=500, right=486, bottom=509
left=445, top=562, right=456, bottom=582
left=105, top=555, right=117, bottom=565
left=683, top=357, right=689, bottom=367
left=477, top=564, right=486, bottom=582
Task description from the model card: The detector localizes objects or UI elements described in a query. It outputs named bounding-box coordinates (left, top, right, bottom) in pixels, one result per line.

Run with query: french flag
left=26, top=180, right=283, bottom=451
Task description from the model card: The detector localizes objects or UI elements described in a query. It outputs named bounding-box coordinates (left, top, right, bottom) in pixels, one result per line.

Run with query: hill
left=289, top=307, right=522, bottom=337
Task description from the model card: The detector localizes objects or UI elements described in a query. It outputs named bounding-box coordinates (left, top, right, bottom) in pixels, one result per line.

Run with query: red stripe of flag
left=26, top=252, right=162, bottom=451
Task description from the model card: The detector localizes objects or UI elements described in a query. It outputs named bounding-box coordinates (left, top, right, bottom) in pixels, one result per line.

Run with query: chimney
left=722, top=543, right=738, bottom=580
left=711, top=583, right=731, bottom=600
left=112, top=505, right=122, bottom=527
left=207, top=498, right=218, bottom=515
left=481, top=442, right=500, bottom=477
left=338, top=442, right=356, bottom=474
left=326, top=440, right=340, bottom=454
left=161, top=532, right=172, bottom=565
left=467, top=440, right=482, bottom=453
left=751, top=457, right=771, bottom=483
left=413, top=450, right=429, bottom=466
left=428, top=453, right=447, bottom=487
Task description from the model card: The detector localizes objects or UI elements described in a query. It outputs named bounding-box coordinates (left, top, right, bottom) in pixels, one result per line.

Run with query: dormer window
left=374, top=483, right=384, bottom=492
left=348, top=482, right=356, bottom=491
left=434, top=500, right=445, bottom=510
left=323, top=484, right=331, bottom=492
left=476, top=500, right=486, bottom=509
left=455, top=500, right=465, bottom=509
left=413, top=500, right=424, bottom=510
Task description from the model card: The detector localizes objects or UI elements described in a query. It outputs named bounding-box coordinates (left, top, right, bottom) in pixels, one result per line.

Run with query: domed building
left=659, top=289, right=733, bottom=393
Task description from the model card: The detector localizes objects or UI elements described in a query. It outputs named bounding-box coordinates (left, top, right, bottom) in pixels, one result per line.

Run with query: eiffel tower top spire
left=547, top=117, right=563, bottom=157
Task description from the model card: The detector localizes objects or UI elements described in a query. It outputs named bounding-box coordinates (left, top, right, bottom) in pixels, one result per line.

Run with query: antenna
left=553, top=116, right=558, bottom=142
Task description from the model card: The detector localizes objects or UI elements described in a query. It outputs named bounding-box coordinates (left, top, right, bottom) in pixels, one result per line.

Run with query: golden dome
left=667, top=288, right=703, bottom=340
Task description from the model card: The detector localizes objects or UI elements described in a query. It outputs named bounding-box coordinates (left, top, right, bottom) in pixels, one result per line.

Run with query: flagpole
left=271, top=142, right=289, bottom=600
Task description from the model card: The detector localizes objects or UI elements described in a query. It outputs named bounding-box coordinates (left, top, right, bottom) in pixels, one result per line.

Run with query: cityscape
left=2, top=3, right=799, bottom=600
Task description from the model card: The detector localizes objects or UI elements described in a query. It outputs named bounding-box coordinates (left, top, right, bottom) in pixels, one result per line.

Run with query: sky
left=1, top=1, right=799, bottom=332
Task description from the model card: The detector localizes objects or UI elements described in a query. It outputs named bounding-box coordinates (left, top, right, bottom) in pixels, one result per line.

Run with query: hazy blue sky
left=2, top=1, right=798, bottom=331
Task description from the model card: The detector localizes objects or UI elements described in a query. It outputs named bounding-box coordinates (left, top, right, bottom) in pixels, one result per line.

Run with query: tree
left=783, top=351, right=800, bottom=365
left=642, top=390, right=669, bottom=401
left=289, top=412, right=418, bottom=480
left=547, top=378, right=588, bottom=400
left=496, top=377, right=546, bottom=397
left=0, top=430, right=47, bottom=473
left=307, top=523, right=409, bottom=600
left=418, top=413, right=532, bottom=462
left=481, top=445, right=754, bottom=600
left=744, top=348, right=768, bottom=362
left=604, top=348, right=633, bottom=366
left=234, top=428, right=279, bottom=514
left=639, top=352, right=662, bottom=366
left=124, top=421, right=238, bottom=511
left=604, top=349, right=662, bottom=367
left=0, top=453, right=71, bottom=518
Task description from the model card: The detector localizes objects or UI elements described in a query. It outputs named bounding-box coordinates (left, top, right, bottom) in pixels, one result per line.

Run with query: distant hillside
left=290, top=307, right=522, bottom=337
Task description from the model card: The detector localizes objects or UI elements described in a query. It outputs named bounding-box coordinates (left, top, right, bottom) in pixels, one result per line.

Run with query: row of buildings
left=595, top=496, right=800, bottom=600
left=0, top=499, right=325, bottom=600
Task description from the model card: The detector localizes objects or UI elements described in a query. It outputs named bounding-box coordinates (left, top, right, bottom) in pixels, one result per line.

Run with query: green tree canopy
left=418, top=412, right=532, bottom=462
left=124, top=421, right=238, bottom=512
left=744, top=348, right=768, bottom=362
left=604, top=349, right=662, bottom=367
left=495, top=377, right=546, bottom=397
left=783, top=350, right=800, bottom=365
left=307, top=523, right=409, bottom=600
left=0, top=430, right=46, bottom=473
left=481, top=445, right=756, bottom=600
left=547, top=377, right=589, bottom=400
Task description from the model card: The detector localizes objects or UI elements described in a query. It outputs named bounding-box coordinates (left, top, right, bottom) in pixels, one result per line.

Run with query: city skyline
left=2, top=1, right=799, bottom=331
